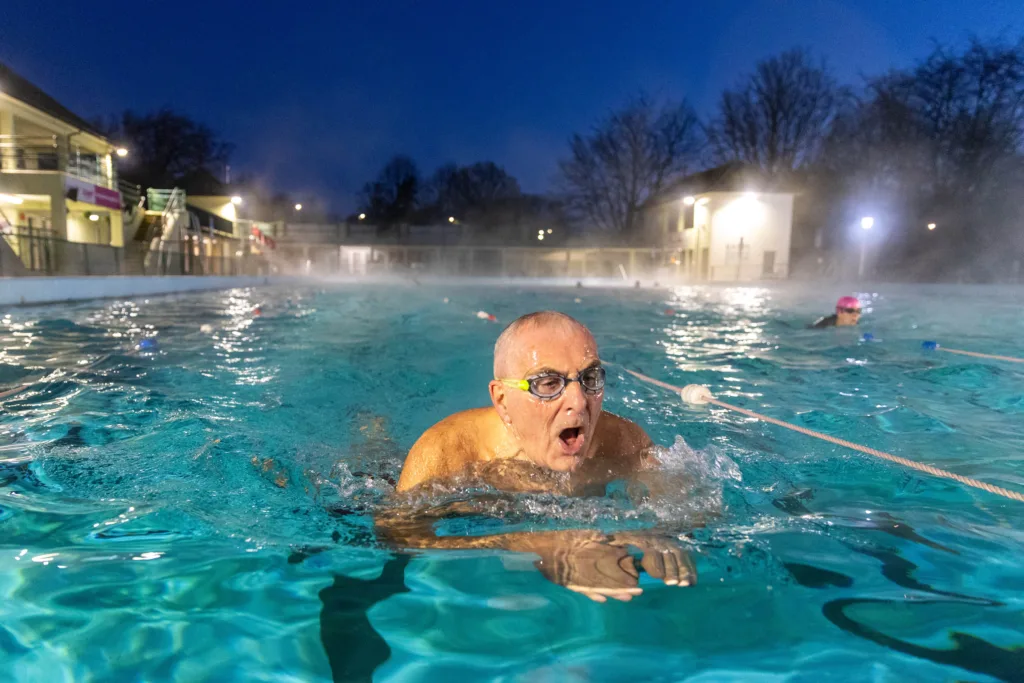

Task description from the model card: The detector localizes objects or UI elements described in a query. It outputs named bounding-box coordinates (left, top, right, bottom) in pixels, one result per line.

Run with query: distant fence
left=279, top=243, right=683, bottom=280
left=1, top=230, right=267, bottom=278
left=275, top=243, right=787, bottom=283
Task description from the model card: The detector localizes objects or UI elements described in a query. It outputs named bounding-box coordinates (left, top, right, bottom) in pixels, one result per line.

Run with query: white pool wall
left=0, top=276, right=277, bottom=306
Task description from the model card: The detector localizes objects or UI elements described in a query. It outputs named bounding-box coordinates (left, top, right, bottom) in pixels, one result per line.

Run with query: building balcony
left=0, top=134, right=117, bottom=190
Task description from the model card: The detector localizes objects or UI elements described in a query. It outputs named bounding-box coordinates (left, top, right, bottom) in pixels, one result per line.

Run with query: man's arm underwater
left=376, top=464, right=697, bottom=602
left=374, top=499, right=692, bottom=602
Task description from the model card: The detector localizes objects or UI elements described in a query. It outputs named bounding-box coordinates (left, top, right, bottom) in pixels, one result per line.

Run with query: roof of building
left=646, top=162, right=796, bottom=209
left=186, top=202, right=236, bottom=236
left=0, top=62, right=106, bottom=138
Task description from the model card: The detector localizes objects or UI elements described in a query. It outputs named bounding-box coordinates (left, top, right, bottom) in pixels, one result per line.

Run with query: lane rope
left=922, top=340, right=1024, bottom=364
left=938, top=348, right=1024, bottom=364
left=617, top=366, right=1024, bottom=504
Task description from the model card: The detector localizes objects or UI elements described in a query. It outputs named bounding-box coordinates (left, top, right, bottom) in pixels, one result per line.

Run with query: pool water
left=1, top=282, right=1022, bottom=682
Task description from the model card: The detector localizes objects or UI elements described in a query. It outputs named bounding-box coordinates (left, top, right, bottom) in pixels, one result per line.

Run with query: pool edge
left=0, top=275, right=289, bottom=307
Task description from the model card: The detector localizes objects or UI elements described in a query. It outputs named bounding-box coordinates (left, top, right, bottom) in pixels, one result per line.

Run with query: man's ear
left=489, top=380, right=509, bottom=422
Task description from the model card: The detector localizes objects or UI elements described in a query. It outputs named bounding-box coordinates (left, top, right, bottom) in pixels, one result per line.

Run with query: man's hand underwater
left=531, top=531, right=696, bottom=603
left=608, top=532, right=696, bottom=588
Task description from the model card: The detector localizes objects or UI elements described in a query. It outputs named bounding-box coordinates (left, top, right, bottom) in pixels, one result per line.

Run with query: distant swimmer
left=377, top=311, right=695, bottom=601
left=810, top=295, right=861, bottom=329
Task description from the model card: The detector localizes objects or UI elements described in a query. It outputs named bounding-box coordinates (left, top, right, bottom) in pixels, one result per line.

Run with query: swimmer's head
left=490, top=311, right=603, bottom=473
left=835, top=295, right=861, bottom=326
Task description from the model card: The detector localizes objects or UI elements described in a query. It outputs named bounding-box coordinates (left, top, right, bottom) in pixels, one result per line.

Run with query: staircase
left=127, top=188, right=188, bottom=274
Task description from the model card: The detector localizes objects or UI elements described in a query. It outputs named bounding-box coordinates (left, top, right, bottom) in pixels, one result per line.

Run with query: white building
left=1, top=62, right=126, bottom=250
left=644, top=164, right=795, bottom=282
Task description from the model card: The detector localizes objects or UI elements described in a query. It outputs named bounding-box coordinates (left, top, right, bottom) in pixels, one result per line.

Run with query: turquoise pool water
left=1, top=283, right=1022, bottom=682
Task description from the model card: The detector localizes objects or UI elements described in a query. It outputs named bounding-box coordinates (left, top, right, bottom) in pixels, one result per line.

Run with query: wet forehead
left=505, top=324, right=598, bottom=376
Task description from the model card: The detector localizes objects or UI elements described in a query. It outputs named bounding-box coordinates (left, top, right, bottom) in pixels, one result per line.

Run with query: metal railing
left=0, top=135, right=117, bottom=189
left=1, top=228, right=267, bottom=278
left=119, top=179, right=143, bottom=209
left=0, top=135, right=60, bottom=172
left=1, top=228, right=119, bottom=276
left=146, top=188, right=177, bottom=212
left=139, top=248, right=264, bottom=277
left=146, top=188, right=187, bottom=213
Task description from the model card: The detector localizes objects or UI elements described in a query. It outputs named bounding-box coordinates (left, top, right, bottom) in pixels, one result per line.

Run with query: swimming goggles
left=499, top=366, right=606, bottom=400
left=839, top=307, right=862, bottom=314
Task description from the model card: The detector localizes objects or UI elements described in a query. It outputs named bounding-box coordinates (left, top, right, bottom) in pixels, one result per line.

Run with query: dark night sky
left=2, top=1, right=1023, bottom=212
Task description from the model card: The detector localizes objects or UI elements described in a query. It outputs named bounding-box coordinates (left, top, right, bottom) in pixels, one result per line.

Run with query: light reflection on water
left=0, top=283, right=1022, bottom=681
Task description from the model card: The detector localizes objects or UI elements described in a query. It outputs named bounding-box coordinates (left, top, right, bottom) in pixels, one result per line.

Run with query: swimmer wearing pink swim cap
left=810, top=295, right=862, bottom=328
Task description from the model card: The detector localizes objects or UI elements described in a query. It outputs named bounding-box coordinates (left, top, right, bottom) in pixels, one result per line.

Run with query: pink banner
left=94, top=186, right=121, bottom=210
left=64, top=177, right=121, bottom=210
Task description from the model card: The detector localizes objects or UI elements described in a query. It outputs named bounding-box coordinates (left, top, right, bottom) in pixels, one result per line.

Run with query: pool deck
left=0, top=275, right=278, bottom=306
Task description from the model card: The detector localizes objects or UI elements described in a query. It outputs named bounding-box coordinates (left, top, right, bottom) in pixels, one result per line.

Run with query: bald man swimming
left=397, top=310, right=653, bottom=493
left=379, top=311, right=695, bottom=602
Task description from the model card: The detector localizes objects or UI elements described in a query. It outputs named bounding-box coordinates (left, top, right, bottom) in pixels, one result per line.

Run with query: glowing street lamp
left=859, top=216, right=874, bottom=279
left=358, top=213, right=366, bottom=220
left=115, top=147, right=128, bottom=158
left=294, top=203, right=303, bottom=211
left=927, top=222, right=936, bottom=231
left=448, top=216, right=456, bottom=223
left=546, top=229, right=552, bottom=234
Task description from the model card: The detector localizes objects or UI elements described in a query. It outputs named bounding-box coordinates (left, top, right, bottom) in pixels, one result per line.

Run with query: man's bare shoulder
left=396, top=407, right=498, bottom=491
left=589, top=411, right=654, bottom=475
left=596, top=411, right=653, bottom=451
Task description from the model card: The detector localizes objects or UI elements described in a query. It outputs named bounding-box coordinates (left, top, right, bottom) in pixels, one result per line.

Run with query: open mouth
left=558, top=426, right=585, bottom=455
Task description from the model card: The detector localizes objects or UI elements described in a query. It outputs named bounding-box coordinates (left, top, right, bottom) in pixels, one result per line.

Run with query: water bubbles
left=397, top=437, right=739, bottom=534
left=639, top=436, right=742, bottom=525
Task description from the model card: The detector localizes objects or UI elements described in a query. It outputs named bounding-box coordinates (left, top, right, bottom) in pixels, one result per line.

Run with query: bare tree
left=558, top=93, right=703, bottom=235
left=710, top=49, right=845, bottom=175
left=101, top=108, right=233, bottom=191
left=426, top=161, right=521, bottom=218
left=818, top=37, right=1024, bottom=274
left=907, top=38, right=1024, bottom=197
left=358, top=155, right=420, bottom=226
